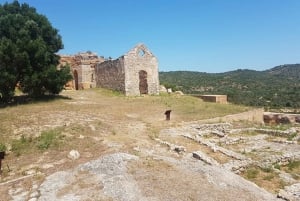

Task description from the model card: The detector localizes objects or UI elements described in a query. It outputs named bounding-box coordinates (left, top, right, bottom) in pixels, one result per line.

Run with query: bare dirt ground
left=0, top=89, right=299, bottom=201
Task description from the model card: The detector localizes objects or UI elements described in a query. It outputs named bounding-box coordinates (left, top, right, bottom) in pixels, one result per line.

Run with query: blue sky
left=1, top=0, right=300, bottom=72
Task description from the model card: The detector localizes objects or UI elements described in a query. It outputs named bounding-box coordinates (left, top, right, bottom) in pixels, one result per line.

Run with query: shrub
left=261, top=166, right=273, bottom=173
left=11, top=135, right=32, bottom=156
left=37, top=129, right=63, bottom=150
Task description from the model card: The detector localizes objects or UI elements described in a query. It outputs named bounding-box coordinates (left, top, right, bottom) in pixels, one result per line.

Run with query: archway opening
left=139, top=70, right=148, bottom=95
left=74, top=70, right=79, bottom=90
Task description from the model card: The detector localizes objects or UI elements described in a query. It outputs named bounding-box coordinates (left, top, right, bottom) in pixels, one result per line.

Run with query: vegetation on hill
left=160, top=64, right=300, bottom=109
left=0, top=1, right=72, bottom=103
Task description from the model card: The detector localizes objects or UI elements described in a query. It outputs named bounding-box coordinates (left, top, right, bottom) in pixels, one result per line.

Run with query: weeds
left=261, top=166, right=273, bottom=173
left=11, top=129, right=64, bottom=156
left=287, top=132, right=297, bottom=141
left=11, top=135, right=33, bottom=156
left=0, top=142, right=6, bottom=151
left=263, top=174, right=275, bottom=181
left=37, top=129, right=64, bottom=150
left=287, top=160, right=300, bottom=171
left=245, top=168, right=259, bottom=179
left=274, top=163, right=281, bottom=170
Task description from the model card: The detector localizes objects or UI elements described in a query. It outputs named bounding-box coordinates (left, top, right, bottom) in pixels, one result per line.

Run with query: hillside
left=1, top=89, right=299, bottom=200
left=160, top=64, right=300, bottom=108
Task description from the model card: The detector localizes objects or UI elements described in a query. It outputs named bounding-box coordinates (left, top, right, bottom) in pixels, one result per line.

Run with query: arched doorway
left=139, top=70, right=148, bottom=94
left=74, top=70, right=79, bottom=90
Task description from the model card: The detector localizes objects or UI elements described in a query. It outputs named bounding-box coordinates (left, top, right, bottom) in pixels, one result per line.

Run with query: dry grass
left=0, top=88, right=251, bottom=199
left=2, top=88, right=300, bottom=200
left=242, top=166, right=285, bottom=193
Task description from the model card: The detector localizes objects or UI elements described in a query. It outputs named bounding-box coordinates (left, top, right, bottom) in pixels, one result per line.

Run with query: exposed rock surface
left=34, top=152, right=278, bottom=201
left=278, top=183, right=300, bottom=201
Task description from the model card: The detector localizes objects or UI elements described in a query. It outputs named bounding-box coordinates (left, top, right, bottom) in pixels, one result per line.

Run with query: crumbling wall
left=60, top=44, right=159, bottom=95
left=95, top=57, right=125, bottom=93
left=79, top=64, right=95, bottom=88
left=264, top=112, right=300, bottom=124
left=123, top=44, right=159, bottom=96
left=59, top=52, right=104, bottom=90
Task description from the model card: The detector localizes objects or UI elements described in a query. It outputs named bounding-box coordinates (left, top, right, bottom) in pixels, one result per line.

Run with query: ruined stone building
left=59, top=44, right=160, bottom=96
left=95, top=44, right=159, bottom=96
left=59, top=52, right=105, bottom=90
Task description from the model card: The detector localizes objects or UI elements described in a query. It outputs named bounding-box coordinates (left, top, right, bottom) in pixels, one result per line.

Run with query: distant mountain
left=265, top=64, right=300, bottom=79
left=159, top=64, right=300, bottom=108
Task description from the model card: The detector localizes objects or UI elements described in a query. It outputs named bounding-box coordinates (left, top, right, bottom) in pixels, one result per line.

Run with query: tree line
left=160, top=64, right=300, bottom=109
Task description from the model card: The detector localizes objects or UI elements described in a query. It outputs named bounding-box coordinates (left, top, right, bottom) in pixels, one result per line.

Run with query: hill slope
left=160, top=64, right=300, bottom=108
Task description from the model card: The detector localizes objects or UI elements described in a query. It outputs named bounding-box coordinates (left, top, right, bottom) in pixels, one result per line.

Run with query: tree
left=0, top=1, right=72, bottom=102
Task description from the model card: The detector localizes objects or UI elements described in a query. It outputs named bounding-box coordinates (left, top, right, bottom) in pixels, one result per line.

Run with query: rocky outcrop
left=155, top=138, right=186, bottom=153
left=193, top=151, right=219, bottom=166
left=278, top=183, right=300, bottom=201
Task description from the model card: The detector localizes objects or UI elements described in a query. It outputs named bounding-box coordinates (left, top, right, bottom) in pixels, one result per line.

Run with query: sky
left=1, top=0, right=300, bottom=73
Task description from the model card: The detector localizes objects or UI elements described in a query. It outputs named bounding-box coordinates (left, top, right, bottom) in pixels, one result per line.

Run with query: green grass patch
left=261, top=166, right=273, bottom=173
left=263, top=174, right=275, bottom=181
left=287, top=132, right=297, bottom=141
left=287, top=160, right=300, bottom=171
left=0, top=142, right=6, bottom=152
left=11, top=135, right=33, bottom=156
left=245, top=168, right=259, bottom=179
left=37, top=129, right=64, bottom=150
left=11, top=128, right=65, bottom=156
left=274, top=163, right=281, bottom=170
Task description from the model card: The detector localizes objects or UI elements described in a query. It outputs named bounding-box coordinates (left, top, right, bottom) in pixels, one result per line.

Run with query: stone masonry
left=60, top=44, right=159, bottom=96
left=95, top=44, right=159, bottom=96
left=60, top=52, right=105, bottom=90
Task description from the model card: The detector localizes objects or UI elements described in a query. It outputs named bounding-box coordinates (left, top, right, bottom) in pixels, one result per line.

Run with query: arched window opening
left=138, top=49, right=145, bottom=57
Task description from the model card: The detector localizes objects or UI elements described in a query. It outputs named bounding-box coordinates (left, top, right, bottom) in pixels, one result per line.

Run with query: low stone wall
left=195, top=95, right=227, bottom=104
left=264, top=112, right=300, bottom=124
left=182, top=109, right=265, bottom=125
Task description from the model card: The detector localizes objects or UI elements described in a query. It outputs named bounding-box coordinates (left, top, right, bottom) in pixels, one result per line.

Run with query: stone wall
left=59, top=52, right=104, bottom=90
left=95, top=58, right=126, bottom=93
left=95, top=44, right=159, bottom=96
left=123, top=44, right=159, bottom=96
left=196, top=95, right=227, bottom=104
left=80, top=64, right=96, bottom=88
left=60, top=44, right=159, bottom=95
left=264, top=112, right=300, bottom=124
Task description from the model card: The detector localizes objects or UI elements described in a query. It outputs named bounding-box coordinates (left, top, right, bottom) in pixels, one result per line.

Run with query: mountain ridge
left=159, top=64, right=300, bottom=108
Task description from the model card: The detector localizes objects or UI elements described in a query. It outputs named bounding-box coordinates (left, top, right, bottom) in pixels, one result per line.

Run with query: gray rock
left=67, top=150, right=80, bottom=160
left=278, top=183, right=300, bottom=201
left=192, top=151, right=219, bottom=166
